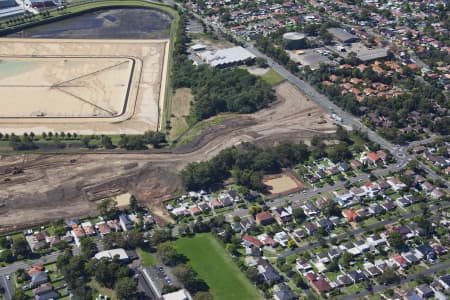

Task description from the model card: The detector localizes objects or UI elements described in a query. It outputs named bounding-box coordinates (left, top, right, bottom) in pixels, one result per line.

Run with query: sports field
left=0, top=38, right=170, bottom=134
left=175, top=234, right=261, bottom=300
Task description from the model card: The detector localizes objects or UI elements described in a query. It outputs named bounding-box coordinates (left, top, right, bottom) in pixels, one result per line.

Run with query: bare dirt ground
left=0, top=38, right=169, bottom=134
left=264, top=174, right=299, bottom=194
left=0, top=82, right=335, bottom=232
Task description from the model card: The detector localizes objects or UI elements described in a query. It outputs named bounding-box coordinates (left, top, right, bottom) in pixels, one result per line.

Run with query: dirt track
left=0, top=82, right=335, bottom=231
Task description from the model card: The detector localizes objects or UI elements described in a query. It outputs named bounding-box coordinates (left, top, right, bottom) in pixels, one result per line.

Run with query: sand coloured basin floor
left=0, top=38, right=170, bottom=134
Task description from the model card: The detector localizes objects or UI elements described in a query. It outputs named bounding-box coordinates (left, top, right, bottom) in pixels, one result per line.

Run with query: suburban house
left=347, top=270, right=367, bottom=283
left=96, top=221, right=111, bottom=236
left=273, top=206, right=293, bottom=224
left=255, top=211, right=275, bottom=225
left=30, top=271, right=49, bottom=288
left=71, top=225, right=85, bottom=246
left=257, top=258, right=282, bottom=282
left=415, top=284, right=435, bottom=298
left=273, top=283, right=295, bottom=300
left=119, top=214, right=134, bottom=232
left=33, top=283, right=59, bottom=300
left=305, top=271, right=332, bottom=296
left=387, top=177, right=407, bottom=191
left=438, top=274, right=450, bottom=290
left=342, top=209, right=359, bottom=222
left=81, top=221, right=96, bottom=236
left=25, top=231, right=49, bottom=252
left=390, top=254, right=409, bottom=269
left=300, top=202, right=320, bottom=216
left=273, top=232, right=289, bottom=247
left=242, top=235, right=264, bottom=248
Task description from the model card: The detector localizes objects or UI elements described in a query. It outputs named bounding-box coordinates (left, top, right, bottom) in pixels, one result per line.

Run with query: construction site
left=0, top=38, right=170, bottom=134
left=0, top=81, right=336, bottom=231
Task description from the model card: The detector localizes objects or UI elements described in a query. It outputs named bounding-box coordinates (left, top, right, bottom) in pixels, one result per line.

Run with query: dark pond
left=8, top=8, right=172, bottom=39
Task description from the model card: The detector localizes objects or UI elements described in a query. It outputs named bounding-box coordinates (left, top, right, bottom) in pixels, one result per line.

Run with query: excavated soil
left=0, top=82, right=335, bottom=231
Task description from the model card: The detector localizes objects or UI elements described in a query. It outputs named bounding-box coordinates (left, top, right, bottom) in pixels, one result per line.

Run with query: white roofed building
left=197, top=46, right=256, bottom=67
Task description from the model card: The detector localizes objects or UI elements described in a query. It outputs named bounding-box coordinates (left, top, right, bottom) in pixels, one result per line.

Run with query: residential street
left=338, top=261, right=450, bottom=300
left=279, top=201, right=449, bottom=258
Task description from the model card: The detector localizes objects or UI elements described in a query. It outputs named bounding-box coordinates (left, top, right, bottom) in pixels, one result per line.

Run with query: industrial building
left=0, top=0, right=25, bottom=18
left=197, top=46, right=256, bottom=67
left=327, top=28, right=359, bottom=43
left=356, top=48, right=388, bottom=62
left=282, top=32, right=307, bottom=50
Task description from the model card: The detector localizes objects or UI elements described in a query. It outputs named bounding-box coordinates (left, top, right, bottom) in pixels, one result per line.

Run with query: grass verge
left=137, top=247, right=157, bottom=267
left=260, top=69, right=285, bottom=85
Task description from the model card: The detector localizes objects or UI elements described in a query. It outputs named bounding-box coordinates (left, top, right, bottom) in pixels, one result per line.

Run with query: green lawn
left=136, top=247, right=157, bottom=267
left=175, top=234, right=261, bottom=300
left=260, top=69, right=285, bottom=85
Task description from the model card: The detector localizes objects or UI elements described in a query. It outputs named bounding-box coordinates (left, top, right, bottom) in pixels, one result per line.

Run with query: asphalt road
left=338, top=260, right=450, bottom=300
left=0, top=273, right=13, bottom=300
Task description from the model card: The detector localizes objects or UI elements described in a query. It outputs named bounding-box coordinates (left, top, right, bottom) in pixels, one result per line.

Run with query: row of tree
left=5, top=130, right=166, bottom=151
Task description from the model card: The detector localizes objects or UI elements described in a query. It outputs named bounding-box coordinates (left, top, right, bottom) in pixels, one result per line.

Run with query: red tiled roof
left=367, top=152, right=380, bottom=161
left=242, top=235, right=263, bottom=247
left=342, top=209, right=358, bottom=221
left=311, top=278, right=332, bottom=292
left=392, top=254, right=408, bottom=266
left=255, top=211, right=274, bottom=222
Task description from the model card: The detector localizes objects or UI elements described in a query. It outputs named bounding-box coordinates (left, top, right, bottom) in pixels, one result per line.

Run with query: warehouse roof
left=357, top=48, right=388, bottom=62
left=327, top=28, right=358, bottom=42
left=199, top=46, right=256, bottom=67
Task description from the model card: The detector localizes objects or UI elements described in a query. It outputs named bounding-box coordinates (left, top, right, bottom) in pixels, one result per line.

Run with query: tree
left=115, top=277, right=138, bottom=300
left=126, top=230, right=143, bottom=249
left=378, top=267, right=400, bottom=285
left=339, top=251, right=353, bottom=269
left=388, top=231, right=405, bottom=252
left=293, top=208, right=306, bottom=223
left=322, top=201, right=341, bottom=217
left=97, top=197, right=118, bottom=218
left=151, top=229, right=172, bottom=245
left=245, top=266, right=262, bottom=284
left=157, top=243, right=185, bottom=266
left=0, top=236, right=9, bottom=248
left=129, top=195, right=138, bottom=212
left=327, top=258, right=339, bottom=272
left=0, top=249, right=14, bottom=263
left=287, top=240, right=297, bottom=249
left=103, top=232, right=127, bottom=250
left=80, top=237, right=98, bottom=258
left=12, top=288, right=28, bottom=300
left=173, top=264, right=208, bottom=293
left=249, top=205, right=262, bottom=216
left=82, top=136, right=91, bottom=148
left=11, top=238, right=31, bottom=259
left=101, top=135, right=114, bottom=149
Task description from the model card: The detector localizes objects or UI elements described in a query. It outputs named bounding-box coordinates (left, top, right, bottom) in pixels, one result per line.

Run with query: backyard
left=175, top=233, right=261, bottom=300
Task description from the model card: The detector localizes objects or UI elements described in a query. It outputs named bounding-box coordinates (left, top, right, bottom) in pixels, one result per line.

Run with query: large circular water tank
left=283, top=32, right=306, bottom=50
